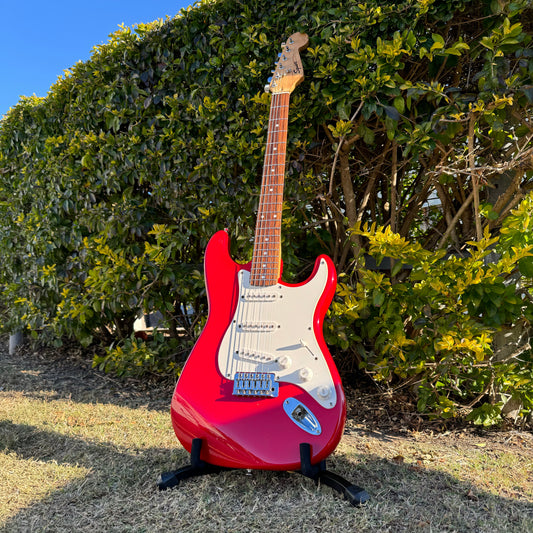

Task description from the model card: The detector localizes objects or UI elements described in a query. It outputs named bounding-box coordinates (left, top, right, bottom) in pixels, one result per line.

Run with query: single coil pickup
left=241, top=291, right=279, bottom=301
left=236, top=350, right=275, bottom=363
left=232, top=372, right=279, bottom=397
left=237, top=322, right=277, bottom=331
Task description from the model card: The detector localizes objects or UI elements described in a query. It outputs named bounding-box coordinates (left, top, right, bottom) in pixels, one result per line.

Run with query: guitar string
left=256, top=93, right=277, bottom=373
left=251, top=91, right=274, bottom=376
left=235, top=93, right=290, bottom=386
left=262, top=92, right=279, bottom=375
left=265, top=94, right=288, bottom=379
left=245, top=93, right=278, bottom=375
left=264, top=93, right=283, bottom=375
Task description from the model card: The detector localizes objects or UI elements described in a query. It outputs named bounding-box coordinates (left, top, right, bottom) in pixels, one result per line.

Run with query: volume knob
left=278, top=355, right=292, bottom=369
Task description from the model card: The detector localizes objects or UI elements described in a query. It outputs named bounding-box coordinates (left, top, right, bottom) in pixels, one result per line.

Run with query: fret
left=257, top=201, right=282, bottom=207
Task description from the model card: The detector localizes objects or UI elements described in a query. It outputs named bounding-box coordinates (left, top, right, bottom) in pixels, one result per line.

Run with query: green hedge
left=1, top=0, right=532, bottom=424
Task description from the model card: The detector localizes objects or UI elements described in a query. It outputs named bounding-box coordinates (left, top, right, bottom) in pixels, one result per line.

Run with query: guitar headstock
left=265, top=32, right=309, bottom=95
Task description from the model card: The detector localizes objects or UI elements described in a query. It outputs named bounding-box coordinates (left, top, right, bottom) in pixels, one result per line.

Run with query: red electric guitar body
left=170, top=32, right=346, bottom=471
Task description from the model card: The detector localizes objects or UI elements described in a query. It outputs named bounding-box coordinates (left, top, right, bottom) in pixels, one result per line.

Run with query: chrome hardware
left=233, top=372, right=279, bottom=397
left=241, top=290, right=279, bottom=301
left=264, top=85, right=270, bottom=93
left=284, top=398, right=321, bottom=435
left=238, top=322, right=277, bottom=331
left=237, top=349, right=275, bottom=364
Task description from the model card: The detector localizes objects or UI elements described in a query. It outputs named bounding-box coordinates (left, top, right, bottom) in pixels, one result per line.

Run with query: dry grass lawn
left=0, top=344, right=531, bottom=532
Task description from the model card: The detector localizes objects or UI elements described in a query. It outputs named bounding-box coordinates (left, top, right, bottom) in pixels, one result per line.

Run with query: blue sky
left=1, top=1, right=192, bottom=118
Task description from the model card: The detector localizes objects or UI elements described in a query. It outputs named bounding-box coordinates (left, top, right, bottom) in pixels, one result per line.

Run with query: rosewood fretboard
left=250, top=92, right=291, bottom=287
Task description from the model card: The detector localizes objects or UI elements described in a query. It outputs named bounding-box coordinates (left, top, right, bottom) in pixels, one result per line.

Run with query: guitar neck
left=250, top=92, right=291, bottom=287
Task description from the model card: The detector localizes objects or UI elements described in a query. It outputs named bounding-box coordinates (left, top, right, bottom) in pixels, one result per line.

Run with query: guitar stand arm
left=158, top=438, right=232, bottom=490
left=297, top=443, right=370, bottom=507
left=158, top=439, right=369, bottom=507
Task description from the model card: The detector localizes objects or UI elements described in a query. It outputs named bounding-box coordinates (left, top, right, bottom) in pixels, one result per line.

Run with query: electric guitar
left=170, top=32, right=346, bottom=470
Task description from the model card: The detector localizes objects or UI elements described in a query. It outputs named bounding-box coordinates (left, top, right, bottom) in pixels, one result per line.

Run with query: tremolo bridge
left=232, top=372, right=279, bottom=397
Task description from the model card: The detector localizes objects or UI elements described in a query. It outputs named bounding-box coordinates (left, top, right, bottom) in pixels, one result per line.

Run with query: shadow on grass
left=0, top=348, right=174, bottom=412
left=0, top=420, right=531, bottom=533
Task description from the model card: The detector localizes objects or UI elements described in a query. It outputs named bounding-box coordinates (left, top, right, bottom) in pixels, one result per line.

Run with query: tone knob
left=299, top=367, right=313, bottom=382
left=278, top=355, right=292, bottom=369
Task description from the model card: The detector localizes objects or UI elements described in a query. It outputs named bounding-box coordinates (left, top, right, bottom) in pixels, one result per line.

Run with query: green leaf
left=372, top=289, right=385, bottom=307
left=336, top=100, right=351, bottom=121
left=518, top=256, right=533, bottom=278
left=383, top=105, right=400, bottom=121
left=391, top=260, right=403, bottom=277
left=522, top=87, right=533, bottom=104
left=81, top=154, right=93, bottom=168
left=393, top=96, right=405, bottom=114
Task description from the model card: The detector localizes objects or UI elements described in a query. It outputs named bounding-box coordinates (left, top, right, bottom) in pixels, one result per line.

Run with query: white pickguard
left=218, top=259, right=337, bottom=409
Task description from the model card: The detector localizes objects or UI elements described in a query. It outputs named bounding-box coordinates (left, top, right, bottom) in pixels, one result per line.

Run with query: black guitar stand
left=158, top=438, right=231, bottom=489
left=158, top=438, right=370, bottom=507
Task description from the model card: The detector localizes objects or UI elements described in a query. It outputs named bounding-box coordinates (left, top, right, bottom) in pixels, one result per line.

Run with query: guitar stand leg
left=297, top=443, right=370, bottom=507
left=158, top=438, right=231, bottom=491
left=158, top=440, right=369, bottom=507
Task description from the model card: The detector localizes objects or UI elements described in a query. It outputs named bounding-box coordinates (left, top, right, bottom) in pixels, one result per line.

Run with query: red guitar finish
left=170, top=33, right=346, bottom=470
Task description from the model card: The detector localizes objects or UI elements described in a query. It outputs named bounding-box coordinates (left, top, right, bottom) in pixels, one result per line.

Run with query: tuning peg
left=264, top=84, right=270, bottom=93
left=267, top=76, right=272, bottom=83
left=277, top=52, right=282, bottom=58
